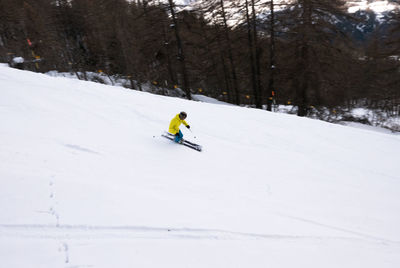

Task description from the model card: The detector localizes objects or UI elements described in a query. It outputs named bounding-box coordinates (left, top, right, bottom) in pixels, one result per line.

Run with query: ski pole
left=188, top=127, right=196, bottom=139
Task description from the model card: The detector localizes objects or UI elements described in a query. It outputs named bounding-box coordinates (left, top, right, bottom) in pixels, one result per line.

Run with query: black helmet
left=179, top=111, right=187, bottom=119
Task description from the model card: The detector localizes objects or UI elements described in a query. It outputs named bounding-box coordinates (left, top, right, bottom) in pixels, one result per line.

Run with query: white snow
left=12, top=57, right=24, bottom=64
left=1, top=65, right=400, bottom=268
left=340, top=122, right=399, bottom=135
left=192, top=94, right=233, bottom=105
left=348, top=0, right=399, bottom=15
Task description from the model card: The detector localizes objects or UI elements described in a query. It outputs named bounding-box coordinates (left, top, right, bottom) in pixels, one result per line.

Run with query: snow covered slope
left=1, top=65, right=400, bottom=268
left=176, top=0, right=400, bottom=16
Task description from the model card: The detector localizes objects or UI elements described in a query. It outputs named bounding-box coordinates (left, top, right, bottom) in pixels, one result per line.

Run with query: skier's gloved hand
left=186, top=125, right=190, bottom=129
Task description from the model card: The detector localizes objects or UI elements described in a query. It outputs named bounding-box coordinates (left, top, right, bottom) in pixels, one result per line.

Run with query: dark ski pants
left=174, top=130, right=183, bottom=143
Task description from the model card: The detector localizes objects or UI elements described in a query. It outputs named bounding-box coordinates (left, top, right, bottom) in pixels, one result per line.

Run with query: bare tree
left=282, top=0, right=355, bottom=116
left=266, top=0, right=276, bottom=111
left=168, top=0, right=192, bottom=100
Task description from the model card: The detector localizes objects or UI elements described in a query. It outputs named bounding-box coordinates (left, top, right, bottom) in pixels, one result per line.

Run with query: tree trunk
left=267, top=0, right=275, bottom=112
left=297, top=0, right=312, bottom=117
left=220, top=0, right=240, bottom=105
left=168, top=0, right=191, bottom=100
left=215, top=25, right=232, bottom=102
left=251, top=0, right=262, bottom=108
left=245, top=0, right=259, bottom=108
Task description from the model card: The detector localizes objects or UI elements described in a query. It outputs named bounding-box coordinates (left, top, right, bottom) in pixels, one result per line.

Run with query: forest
left=0, top=0, right=399, bottom=123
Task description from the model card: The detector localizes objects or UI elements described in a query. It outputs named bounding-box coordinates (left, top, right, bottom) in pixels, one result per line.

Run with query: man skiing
left=169, top=111, right=190, bottom=143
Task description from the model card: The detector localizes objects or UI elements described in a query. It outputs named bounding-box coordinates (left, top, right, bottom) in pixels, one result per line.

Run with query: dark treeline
left=0, top=0, right=399, bottom=119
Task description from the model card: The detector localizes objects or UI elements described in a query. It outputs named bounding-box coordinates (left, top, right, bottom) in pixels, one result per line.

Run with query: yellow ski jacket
left=169, top=114, right=189, bottom=134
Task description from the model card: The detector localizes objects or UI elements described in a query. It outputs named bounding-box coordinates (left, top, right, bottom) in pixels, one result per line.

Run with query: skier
left=169, top=111, right=190, bottom=143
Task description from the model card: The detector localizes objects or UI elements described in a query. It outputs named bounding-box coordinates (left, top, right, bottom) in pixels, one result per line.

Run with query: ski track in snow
left=64, top=144, right=100, bottom=155
left=0, top=223, right=398, bottom=246
left=49, top=178, right=71, bottom=265
left=273, top=212, right=400, bottom=245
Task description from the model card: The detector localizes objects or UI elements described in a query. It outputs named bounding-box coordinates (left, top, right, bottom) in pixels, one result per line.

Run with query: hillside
left=175, top=0, right=399, bottom=42
left=1, top=65, right=400, bottom=268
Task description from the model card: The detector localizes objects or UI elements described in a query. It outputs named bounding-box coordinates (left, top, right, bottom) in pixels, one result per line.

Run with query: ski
left=163, top=131, right=201, bottom=146
left=162, top=132, right=202, bottom=152
left=162, top=134, right=202, bottom=152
